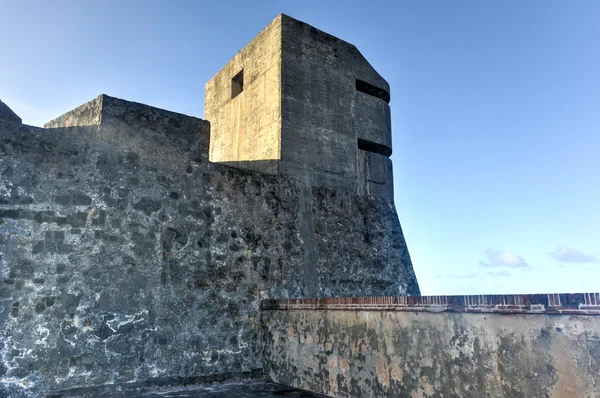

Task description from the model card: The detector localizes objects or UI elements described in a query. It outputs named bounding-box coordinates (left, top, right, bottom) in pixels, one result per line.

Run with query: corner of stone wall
left=44, top=94, right=105, bottom=128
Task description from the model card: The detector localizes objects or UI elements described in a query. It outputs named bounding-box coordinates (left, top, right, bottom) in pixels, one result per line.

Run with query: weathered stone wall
left=44, top=96, right=103, bottom=128
left=0, top=95, right=418, bottom=397
left=262, top=294, right=600, bottom=397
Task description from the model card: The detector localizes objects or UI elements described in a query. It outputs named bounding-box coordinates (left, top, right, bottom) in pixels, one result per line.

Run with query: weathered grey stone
left=44, top=95, right=102, bottom=128
left=0, top=100, right=21, bottom=124
left=0, top=92, right=418, bottom=397
left=263, top=309, right=600, bottom=398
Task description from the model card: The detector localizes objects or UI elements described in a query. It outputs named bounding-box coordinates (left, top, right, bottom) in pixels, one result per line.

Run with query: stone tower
left=205, top=14, right=394, bottom=199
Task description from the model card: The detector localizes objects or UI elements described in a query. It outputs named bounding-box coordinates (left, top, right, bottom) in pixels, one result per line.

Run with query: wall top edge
left=260, top=293, right=600, bottom=315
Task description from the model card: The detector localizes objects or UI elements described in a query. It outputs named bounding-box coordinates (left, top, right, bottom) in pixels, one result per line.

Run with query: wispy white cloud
left=487, top=270, right=511, bottom=277
left=434, top=269, right=513, bottom=280
left=479, top=248, right=529, bottom=268
left=456, top=273, right=481, bottom=279
left=433, top=272, right=480, bottom=279
left=547, top=246, right=597, bottom=264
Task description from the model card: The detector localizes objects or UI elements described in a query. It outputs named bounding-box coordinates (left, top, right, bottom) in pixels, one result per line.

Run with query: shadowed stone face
left=0, top=99, right=21, bottom=124
left=52, top=380, right=322, bottom=397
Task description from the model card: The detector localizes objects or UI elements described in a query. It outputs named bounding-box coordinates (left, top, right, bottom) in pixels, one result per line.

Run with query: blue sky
left=1, top=1, right=599, bottom=295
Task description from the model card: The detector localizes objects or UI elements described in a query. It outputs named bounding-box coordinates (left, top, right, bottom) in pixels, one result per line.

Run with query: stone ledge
left=43, top=94, right=205, bottom=130
left=47, top=369, right=265, bottom=397
left=260, top=293, right=600, bottom=315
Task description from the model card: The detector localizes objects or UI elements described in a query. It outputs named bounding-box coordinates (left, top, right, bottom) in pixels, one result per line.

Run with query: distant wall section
left=262, top=294, right=600, bottom=397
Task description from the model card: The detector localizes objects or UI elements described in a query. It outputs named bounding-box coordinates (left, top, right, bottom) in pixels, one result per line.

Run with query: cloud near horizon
left=433, top=273, right=480, bottom=279
left=433, top=270, right=512, bottom=280
left=487, top=270, right=512, bottom=277
left=479, top=248, right=529, bottom=268
left=547, top=246, right=597, bottom=263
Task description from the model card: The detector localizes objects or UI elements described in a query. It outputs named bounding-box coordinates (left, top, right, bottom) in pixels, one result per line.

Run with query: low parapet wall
left=261, top=294, right=600, bottom=397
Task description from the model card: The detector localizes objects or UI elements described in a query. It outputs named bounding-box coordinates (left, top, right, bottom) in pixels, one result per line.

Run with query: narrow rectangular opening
left=358, top=138, right=392, bottom=157
left=231, top=70, right=244, bottom=99
left=356, top=79, right=390, bottom=103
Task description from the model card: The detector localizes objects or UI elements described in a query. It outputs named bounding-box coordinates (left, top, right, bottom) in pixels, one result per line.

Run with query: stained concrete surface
left=263, top=309, right=600, bottom=397
left=62, top=380, right=326, bottom=398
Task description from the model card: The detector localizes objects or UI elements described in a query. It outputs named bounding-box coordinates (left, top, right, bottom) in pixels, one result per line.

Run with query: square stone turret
left=205, top=14, right=394, bottom=199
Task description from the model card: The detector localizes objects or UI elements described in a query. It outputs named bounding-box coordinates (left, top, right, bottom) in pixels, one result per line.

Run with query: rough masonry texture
left=2, top=14, right=599, bottom=398
left=0, top=14, right=419, bottom=396
left=262, top=294, right=600, bottom=397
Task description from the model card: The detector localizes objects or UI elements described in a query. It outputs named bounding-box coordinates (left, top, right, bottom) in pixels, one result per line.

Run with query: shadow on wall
left=217, top=159, right=281, bottom=175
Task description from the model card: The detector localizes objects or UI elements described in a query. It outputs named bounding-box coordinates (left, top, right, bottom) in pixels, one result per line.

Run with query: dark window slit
left=358, top=138, right=392, bottom=157
left=231, top=70, right=244, bottom=99
left=356, top=79, right=390, bottom=103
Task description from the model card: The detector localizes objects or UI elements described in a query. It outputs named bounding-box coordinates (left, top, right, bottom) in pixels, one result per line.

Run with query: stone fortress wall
left=0, top=90, right=416, bottom=396
left=262, top=294, right=600, bottom=397
left=1, top=13, right=597, bottom=398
